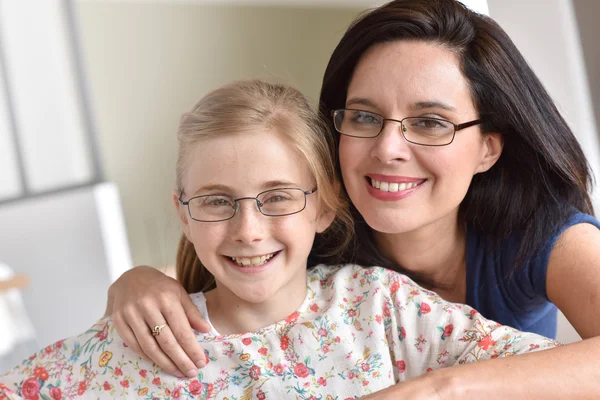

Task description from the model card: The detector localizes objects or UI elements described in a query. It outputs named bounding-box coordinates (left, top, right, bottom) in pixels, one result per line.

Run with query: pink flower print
left=114, top=367, right=123, bottom=376
left=317, top=377, right=327, bottom=386
left=33, top=367, right=48, bottom=381
left=173, top=387, right=181, bottom=398
left=310, top=304, right=319, bottom=312
left=322, top=344, right=330, bottom=353
left=318, top=328, right=328, bottom=337
left=362, top=380, right=369, bottom=386
left=285, top=311, right=300, bottom=323
left=273, top=364, right=285, bottom=375
left=96, top=324, right=108, bottom=341
left=188, top=380, right=202, bottom=395
left=390, top=281, right=400, bottom=294
left=444, top=324, right=454, bottom=337
left=293, top=363, right=310, bottom=379
left=152, top=377, right=161, bottom=386
left=361, top=363, right=370, bottom=372
left=375, top=315, right=383, bottom=324
left=398, top=326, right=406, bottom=341
left=103, top=382, right=111, bottom=391
left=347, top=309, right=357, bottom=317
left=280, top=336, right=290, bottom=350
left=334, top=336, right=341, bottom=343
left=242, top=337, right=252, bottom=346
left=469, top=309, right=478, bottom=319
left=258, top=347, right=268, bottom=356
left=478, top=335, right=496, bottom=350
left=77, top=382, right=87, bottom=396
left=120, top=380, right=129, bottom=388
left=418, top=302, right=431, bottom=316
left=21, top=378, right=40, bottom=400
left=257, top=389, right=267, bottom=400
left=49, top=387, right=62, bottom=400
left=139, top=369, right=147, bottom=378
left=396, top=360, right=406, bottom=373
left=249, top=365, right=261, bottom=380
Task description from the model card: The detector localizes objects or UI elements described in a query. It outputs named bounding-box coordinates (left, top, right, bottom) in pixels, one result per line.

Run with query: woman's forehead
left=347, top=41, right=475, bottom=116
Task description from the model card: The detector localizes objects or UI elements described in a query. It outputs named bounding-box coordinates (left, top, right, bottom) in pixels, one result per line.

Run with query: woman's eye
left=413, top=118, right=449, bottom=129
left=352, top=111, right=380, bottom=124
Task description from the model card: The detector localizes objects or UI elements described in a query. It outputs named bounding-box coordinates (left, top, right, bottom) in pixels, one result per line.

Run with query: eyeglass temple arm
left=455, top=119, right=482, bottom=131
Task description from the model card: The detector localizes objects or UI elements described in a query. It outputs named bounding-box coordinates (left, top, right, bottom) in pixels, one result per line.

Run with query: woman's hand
left=106, top=266, right=212, bottom=378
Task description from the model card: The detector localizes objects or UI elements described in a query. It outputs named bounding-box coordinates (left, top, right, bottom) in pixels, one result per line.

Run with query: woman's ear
left=173, top=190, right=192, bottom=240
left=476, top=132, right=504, bottom=174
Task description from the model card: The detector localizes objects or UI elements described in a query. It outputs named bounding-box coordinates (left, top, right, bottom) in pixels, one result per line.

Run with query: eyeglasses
left=331, top=109, right=482, bottom=146
left=178, top=187, right=317, bottom=222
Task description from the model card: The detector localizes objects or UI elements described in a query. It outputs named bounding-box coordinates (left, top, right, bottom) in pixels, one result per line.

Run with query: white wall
left=0, top=184, right=131, bottom=347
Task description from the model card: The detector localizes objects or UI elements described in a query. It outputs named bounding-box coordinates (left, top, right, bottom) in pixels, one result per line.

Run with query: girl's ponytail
left=176, top=234, right=215, bottom=293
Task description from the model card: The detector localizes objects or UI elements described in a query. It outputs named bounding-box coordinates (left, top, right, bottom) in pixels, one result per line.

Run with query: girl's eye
left=263, top=194, right=290, bottom=203
left=204, top=197, right=233, bottom=207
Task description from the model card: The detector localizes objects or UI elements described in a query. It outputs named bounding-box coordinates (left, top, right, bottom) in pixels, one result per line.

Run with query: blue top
left=466, top=211, right=600, bottom=338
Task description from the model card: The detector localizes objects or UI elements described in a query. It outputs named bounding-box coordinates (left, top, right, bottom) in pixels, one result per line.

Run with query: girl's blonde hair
left=176, top=79, right=353, bottom=293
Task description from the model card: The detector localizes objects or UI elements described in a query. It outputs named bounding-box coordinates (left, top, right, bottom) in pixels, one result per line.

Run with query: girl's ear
left=316, top=207, right=336, bottom=234
left=476, top=132, right=504, bottom=174
left=173, top=190, right=192, bottom=240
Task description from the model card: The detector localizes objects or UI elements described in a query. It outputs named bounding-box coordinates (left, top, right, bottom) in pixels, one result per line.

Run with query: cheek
left=188, top=225, right=226, bottom=259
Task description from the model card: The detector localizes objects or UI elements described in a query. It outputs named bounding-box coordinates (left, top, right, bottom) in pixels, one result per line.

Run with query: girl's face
left=339, top=40, right=502, bottom=235
left=176, top=129, right=332, bottom=306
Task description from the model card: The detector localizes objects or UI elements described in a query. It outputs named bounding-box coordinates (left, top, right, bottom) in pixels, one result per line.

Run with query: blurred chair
left=0, top=262, right=38, bottom=374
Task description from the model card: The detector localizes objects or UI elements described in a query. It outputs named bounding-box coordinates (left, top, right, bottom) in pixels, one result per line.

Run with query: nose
left=228, top=199, right=266, bottom=244
left=370, top=120, right=412, bottom=164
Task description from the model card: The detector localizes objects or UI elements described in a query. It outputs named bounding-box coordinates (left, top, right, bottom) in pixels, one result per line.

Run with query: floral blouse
left=0, top=265, right=559, bottom=399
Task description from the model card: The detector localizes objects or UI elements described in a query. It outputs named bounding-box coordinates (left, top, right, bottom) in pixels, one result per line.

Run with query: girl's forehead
left=183, top=129, right=315, bottom=194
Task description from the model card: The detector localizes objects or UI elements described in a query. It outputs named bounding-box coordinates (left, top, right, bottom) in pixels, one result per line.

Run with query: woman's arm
left=363, top=224, right=600, bottom=399
left=106, top=266, right=211, bottom=378
left=362, top=338, right=600, bottom=399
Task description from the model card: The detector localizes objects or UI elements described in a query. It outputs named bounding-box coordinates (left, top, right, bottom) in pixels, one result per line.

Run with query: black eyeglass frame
left=178, top=187, right=318, bottom=222
left=331, top=108, right=483, bottom=147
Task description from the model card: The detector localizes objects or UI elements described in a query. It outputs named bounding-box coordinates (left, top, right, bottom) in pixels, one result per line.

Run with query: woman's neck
left=374, top=211, right=467, bottom=302
left=203, top=276, right=307, bottom=335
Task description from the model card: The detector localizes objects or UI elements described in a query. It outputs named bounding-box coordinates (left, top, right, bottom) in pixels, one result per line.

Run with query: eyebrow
left=345, top=98, right=456, bottom=112
left=190, top=180, right=302, bottom=196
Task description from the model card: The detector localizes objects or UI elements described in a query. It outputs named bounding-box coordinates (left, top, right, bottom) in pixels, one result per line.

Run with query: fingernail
left=195, top=359, right=205, bottom=368
left=174, top=370, right=185, bottom=378
left=186, top=369, right=198, bottom=378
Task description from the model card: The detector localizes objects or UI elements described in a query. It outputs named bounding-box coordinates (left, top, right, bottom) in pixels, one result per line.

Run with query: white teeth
left=231, top=252, right=276, bottom=267
left=370, top=179, right=421, bottom=192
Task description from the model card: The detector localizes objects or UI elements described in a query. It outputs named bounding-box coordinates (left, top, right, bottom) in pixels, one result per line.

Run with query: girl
left=0, top=80, right=557, bottom=399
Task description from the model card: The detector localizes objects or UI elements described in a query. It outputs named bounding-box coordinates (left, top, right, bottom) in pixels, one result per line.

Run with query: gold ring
left=151, top=324, right=168, bottom=337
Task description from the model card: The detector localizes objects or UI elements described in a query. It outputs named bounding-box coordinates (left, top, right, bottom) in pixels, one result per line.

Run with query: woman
left=105, top=0, right=600, bottom=397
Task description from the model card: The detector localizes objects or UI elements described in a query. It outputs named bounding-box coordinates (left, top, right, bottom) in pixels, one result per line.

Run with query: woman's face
left=339, top=40, right=502, bottom=235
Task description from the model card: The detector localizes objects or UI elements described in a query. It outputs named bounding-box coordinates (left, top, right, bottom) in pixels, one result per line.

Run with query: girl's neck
left=374, top=210, right=467, bottom=302
left=203, top=274, right=308, bottom=335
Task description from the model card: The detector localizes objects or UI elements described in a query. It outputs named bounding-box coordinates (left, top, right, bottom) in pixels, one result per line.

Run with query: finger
left=142, top=311, right=199, bottom=378
left=182, top=294, right=211, bottom=334
left=112, top=313, right=152, bottom=363
left=167, top=297, right=208, bottom=368
left=126, top=309, right=186, bottom=378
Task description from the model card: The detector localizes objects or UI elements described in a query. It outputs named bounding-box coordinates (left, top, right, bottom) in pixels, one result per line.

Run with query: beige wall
left=573, top=0, right=600, bottom=144
left=74, top=2, right=362, bottom=268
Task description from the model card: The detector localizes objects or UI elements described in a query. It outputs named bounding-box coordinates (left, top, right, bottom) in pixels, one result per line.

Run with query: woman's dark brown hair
left=315, top=0, right=594, bottom=279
